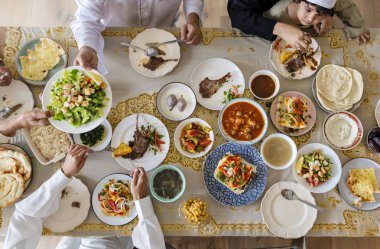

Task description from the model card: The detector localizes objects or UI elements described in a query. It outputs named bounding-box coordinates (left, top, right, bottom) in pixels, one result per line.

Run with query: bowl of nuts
left=179, top=195, right=209, bottom=225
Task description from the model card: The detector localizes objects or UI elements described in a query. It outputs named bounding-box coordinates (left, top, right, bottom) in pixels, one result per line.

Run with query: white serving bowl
left=218, top=98, right=268, bottom=145
left=249, top=70, right=280, bottom=100
left=73, top=119, right=112, bottom=151
left=260, top=133, right=297, bottom=170
left=174, top=118, right=214, bottom=158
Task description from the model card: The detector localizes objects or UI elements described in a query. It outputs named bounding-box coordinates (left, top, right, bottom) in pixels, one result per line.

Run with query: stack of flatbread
left=19, top=38, right=65, bottom=81
left=316, top=64, right=364, bottom=111
left=347, top=168, right=380, bottom=207
left=0, top=146, right=32, bottom=207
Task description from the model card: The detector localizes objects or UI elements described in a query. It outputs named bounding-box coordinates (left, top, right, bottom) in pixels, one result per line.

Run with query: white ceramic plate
left=111, top=114, right=170, bottom=171
left=270, top=91, right=317, bottom=137
left=293, top=143, right=342, bottom=193
left=73, top=119, right=112, bottom=151
left=44, top=177, right=90, bottom=233
left=129, top=28, right=180, bottom=77
left=269, top=37, right=321, bottom=80
left=190, top=58, right=245, bottom=110
left=41, top=66, right=112, bottom=134
left=0, top=80, right=34, bottom=119
left=338, top=158, right=380, bottom=211
left=261, top=181, right=317, bottom=238
left=156, top=82, right=197, bottom=121
left=174, top=118, right=214, bottom=158
left=92, top=174, right=137, bottom=226
left=375, top=100, right=380, bottom=126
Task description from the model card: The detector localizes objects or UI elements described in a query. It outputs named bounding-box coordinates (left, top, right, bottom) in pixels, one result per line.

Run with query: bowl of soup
left=249, top=70, right=280, bottom=100
left=260, top=133, right=297, bottom=170
left=150, top=165, right=186, bottom=203
left=218, top=98, right=268, bottom=145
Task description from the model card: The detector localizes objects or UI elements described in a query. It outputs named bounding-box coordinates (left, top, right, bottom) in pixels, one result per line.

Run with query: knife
left=0, top=103, right=22, bottom=119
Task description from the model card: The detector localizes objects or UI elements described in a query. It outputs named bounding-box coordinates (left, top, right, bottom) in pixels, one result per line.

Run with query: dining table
left=0, top=26, right=379, bottom=238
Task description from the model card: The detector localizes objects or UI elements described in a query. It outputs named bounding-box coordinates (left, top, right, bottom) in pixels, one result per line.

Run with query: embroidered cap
left=307, top=0, right=336, bottom=9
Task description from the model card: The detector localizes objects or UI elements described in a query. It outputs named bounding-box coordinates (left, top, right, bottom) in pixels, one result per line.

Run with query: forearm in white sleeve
left=70, top=0, right=106, bottom=52
left=131, top=196, right=166, bottom=249
left=183, top=0, right=204, bottom=21
left=3, top=170, right=72, bottom=249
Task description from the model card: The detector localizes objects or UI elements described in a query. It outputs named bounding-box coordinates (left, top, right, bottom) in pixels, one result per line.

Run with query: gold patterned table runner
left=0, top=27, right=380, bottom=237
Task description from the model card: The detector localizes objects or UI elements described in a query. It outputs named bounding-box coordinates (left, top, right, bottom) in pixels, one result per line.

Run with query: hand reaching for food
left=61, top=144, right=92, bottom=178
left=181, top=13, right=203, bottom=45
left=74, top=46, right=99, bottom=70
left=273, top=22, right=311, bottom=49
left=130, top=167, right=149, bottom=200
left=350, top=32, right=370, bottom=45
left=314, top=16, right=334, bottom=35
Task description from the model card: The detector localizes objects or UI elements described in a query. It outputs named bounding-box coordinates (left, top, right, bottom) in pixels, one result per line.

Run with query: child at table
left=228, top=0, right=370, bottom=48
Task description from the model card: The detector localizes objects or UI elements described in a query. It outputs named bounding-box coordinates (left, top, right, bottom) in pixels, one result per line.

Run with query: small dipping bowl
left=260, top=133, right=297, bottom=170
left=367, top=127, right=380, bottom=154
left=249, top=70, right=280, bottom=100
left=150, top=165, right=186, bottom=203
left=323, top=111, right=363, bottom=151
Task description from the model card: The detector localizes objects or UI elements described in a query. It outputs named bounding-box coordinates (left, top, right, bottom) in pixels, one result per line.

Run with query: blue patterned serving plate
left=203, top=142, right=268, bottom=206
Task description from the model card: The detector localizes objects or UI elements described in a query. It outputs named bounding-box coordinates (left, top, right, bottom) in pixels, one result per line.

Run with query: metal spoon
left=120, top=41, right=158, bottom=57
left=145, top=39, right=184, bottom=48
left=281, top=189, right=323, bottom=212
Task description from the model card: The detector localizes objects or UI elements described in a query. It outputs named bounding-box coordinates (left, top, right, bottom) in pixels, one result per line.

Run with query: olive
left=0, top=66, right=12, bottom=86
left=368, top=139, right=380, bottom=153
left=177, top=95, right=187, bottom=112
left=166, top=94, right=177, bottom=111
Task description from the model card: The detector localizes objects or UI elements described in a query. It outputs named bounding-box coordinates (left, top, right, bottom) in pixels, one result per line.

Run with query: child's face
left=297, top=1, right=325, bottom=26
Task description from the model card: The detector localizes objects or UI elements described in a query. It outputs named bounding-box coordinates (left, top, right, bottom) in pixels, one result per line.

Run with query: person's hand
left=73, top=46, right=98, bottom=69
left=0, top=109, right=52, bottom=137
left=273, top=22, right=311, bottom=49
left=61, top=145, right=92, bottom=178
left=350, top=33, right=370, bottom=45
left=130, top=167, right=149, bottom=201
left=181, top=13, right=202, bottom=45
left=314, top=16, right=334, bottom=34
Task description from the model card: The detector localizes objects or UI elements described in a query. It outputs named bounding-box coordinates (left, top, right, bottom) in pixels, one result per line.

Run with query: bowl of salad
left=42, top=66, right=112, bottom=134
left=292, top=143, right=342, bottom=193
left=174, top=118, right=214, bottom=158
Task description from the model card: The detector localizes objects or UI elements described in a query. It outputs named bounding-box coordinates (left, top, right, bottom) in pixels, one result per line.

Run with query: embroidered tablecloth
left=0, top=27, right=379, bottom=237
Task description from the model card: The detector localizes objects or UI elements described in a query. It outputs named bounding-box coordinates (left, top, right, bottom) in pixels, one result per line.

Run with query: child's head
left=293, top=0, right=335, bottom=26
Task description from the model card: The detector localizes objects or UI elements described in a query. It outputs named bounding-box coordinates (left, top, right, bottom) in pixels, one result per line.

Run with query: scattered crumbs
left=2, top=96, right=6, bottom=101
left=226, top=47, right=233, bottom=52
left=249, top=47, right=255, bottom=53
left=72, top=202, right=81, bottom=208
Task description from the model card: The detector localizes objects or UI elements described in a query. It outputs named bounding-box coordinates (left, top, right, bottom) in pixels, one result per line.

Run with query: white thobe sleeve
left=131, top=196, right=166, bottom=249
left=3, top=170, right=72, bottom=249
left=183, top=0, right=204, bottom=20
left=70, top=0, right=108, bottom=74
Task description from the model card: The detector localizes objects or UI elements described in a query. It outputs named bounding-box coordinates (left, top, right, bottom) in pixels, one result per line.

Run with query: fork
left=145, top=39, right=184, bottom=48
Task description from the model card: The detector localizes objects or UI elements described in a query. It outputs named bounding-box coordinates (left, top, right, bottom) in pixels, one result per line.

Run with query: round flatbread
left=334, top=67, right=364, bottom=106
left=0, top=173, right=25, bottom=207
left=316, top=65, right=352, bottom=101
left=317, top=90, right=352, bottom=111
left=0, top=150, right=32, bottom=181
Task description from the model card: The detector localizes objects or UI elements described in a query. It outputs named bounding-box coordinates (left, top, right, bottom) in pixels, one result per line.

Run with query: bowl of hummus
left=323, top=111, right=363, bottom=150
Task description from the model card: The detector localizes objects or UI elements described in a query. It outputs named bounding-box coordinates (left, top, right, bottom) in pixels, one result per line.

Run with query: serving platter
left=203, top=142, right=267, bottom=207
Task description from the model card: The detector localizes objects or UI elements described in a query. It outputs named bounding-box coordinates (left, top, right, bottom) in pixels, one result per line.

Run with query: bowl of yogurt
left=323, top=111, right=363, bottom=150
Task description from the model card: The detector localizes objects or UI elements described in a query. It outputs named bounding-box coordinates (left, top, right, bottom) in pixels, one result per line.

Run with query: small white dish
left=292, top=143, right=342, bottom=193
left=338, top=158, right=380, bottom=211
left=156, top=82, right=196, bottom=121
left=73, top=119, right=112, bottom=151
left=41, top=66, right=112, bottom=134
left=44, top=177, right=90, bottom=233
left=260, top=133, right=297, bottom=170
left=261, top=181, right=317, bottom=238
left=190, top=58, right=245, bottom=110
left=174, top=118, right=214, bottom=158
left=249, top=70, right=280, bottom=100
left=92, top=173, right=137, bottom=226
left=111, top=113, right=170, bottom=171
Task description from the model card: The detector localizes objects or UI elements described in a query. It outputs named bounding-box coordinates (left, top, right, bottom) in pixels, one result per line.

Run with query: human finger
left=185, top=26, right=196, bottom=43
left=181, top=24, right=189, bottom=41
left=132, top=169, right=139, bottom=186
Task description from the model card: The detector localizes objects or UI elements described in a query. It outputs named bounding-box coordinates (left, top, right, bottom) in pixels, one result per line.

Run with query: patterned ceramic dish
left=203, top=142, right=268, bottom=206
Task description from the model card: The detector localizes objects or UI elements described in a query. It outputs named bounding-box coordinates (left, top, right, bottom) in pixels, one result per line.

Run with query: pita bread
left=316, top=65, right=352, bottom=101
left=333, top=67, right=364, bottom=106
left=0, top=157, right=18, bottom=174
left=20, top=38, right=65, bottom=81
left=0, top=173, right=24, bottom=207
left=317, top=90, right=353, bottom=111
left=0, top=150, right=31, bottom=181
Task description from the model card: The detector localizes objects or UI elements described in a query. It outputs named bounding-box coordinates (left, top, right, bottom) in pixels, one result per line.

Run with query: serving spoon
left=281, top=189, right=323, bottom=212
left=120, top=41, right=158, bottom=57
